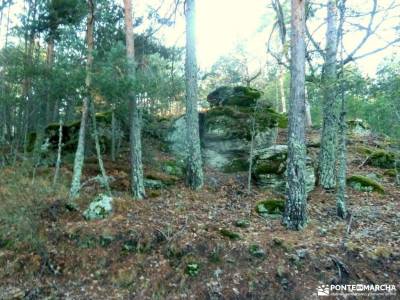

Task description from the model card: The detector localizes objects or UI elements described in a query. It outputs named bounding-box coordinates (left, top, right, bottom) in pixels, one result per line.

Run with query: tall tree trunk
left=279, top=65, right=287, bottom=113
left=53, top=110, right=64, bottom=187
left=282, top=0, right=307, bottom=230
left=336, top=98, right=347, bottom=218
left=46, top=37, right=55, bottom=124
left=336, top=0, right=347, bottom=218
left=124, top=0, right=145, bottom=199
left=69, top=0, right=94, bottom=201
left=90, top=100, right=111, bottom=195
left=319, top=0, right=339, bottom=190
left=305, top=87, right=312, bottom=127
left=184, top=0, right=203, bottom=190
left=111, top=107, right=116, bottom=161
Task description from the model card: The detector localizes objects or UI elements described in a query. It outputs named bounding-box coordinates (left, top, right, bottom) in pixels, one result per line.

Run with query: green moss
left=254, top=153, right=287, bottom=175
left=223, top=158, right=249, bottom=173
left=354, top=146, right=374, bottom=156
left=205, top=105, right=286, bottom=141
left=234, top=219, right=250, bottom=228
left=367, top=150, right=396, bottom=169
left=207, top=86, right=261, bottom=107
left=383, top=169, right=397, bottom=177
left=249, top=244, right=266, bottom=259
left=145, top=171, right=179, bottom=185
left=347, top=175, right=385, bottom=194
left=186, top=262, right=200, bottom=277
left=219, top=229, right=241, bottom=240
left=162, top=160, right=185, bottom=177
left=256, top=199, right=285, bottom=217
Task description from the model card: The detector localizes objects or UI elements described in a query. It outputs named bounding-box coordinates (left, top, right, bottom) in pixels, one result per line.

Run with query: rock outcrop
left=252, top=145, right=316, bottom=193
left=166, top=86, right=288, bottom=173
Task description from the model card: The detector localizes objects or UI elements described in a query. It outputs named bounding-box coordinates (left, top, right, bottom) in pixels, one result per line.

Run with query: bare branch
left=345, top=38, right=400, bottom=64
left=343, top=0, right=377, bottom=64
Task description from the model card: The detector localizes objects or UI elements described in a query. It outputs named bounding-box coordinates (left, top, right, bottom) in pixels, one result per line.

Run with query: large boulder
left=165, top=87, right=288, bottom=173
left=347, top=119, right=371, bottom=137
left=83, top=194, right=113, bottom=220
left=27, top=111, right=113, bottom=153
left=252, top=145, right=316, bottom=193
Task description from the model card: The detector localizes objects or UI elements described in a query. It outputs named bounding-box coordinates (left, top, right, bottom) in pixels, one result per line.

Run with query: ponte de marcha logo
left=316, top=284, right=397, bottom=297
left=317, top=285, right=330, bottom=296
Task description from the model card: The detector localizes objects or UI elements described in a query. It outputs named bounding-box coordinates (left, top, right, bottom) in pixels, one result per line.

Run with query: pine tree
left=282, top=0, right=308, bottom=230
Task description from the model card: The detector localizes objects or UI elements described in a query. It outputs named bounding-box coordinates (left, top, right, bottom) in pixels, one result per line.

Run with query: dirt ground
left=0, top=130, right=399, bottom=299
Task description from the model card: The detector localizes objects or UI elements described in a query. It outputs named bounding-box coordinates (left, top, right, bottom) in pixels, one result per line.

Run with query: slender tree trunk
left=305, top=87, right=312, bottom=127
left=336, top=1, right=347, bottom=218
left=53, top=111, right=64, bottom=187
left=336, top=101, right=347, bottom=218
left=279, top=65, right=287, bottom=113
left=69, top=0, right=94, bottom=201
left=247, top=110, right=256, bottom=192
left=90, top=100, right=111, bottom=195
left=184, top=0, right=203, bottom=190
left=111, top=107, right=116, bottom=161
left=282, top=0, right=307, bottom=230
left=124, top=0, right=145, bottom=199
left=319, top=0, right=339, bottom=190
left=46, top=37, right=55, bottom=125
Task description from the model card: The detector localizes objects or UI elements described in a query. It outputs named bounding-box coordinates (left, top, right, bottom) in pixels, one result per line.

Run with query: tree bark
left=53, top=110, right=64, bottom=187
left=282, top=0, right=307, bottom=230
left=90, top=100, right=111, bottom=196
left=69, top=0, right=94, bottom=201
left=184, top=0, right=203, bottom=190
left=111, top=107, right=116, bottom=161
left=319, top=0, right=339, bottom=190
left=124, top=0, right=145, bottom=199
left=279, top=65, right=287, bottom=113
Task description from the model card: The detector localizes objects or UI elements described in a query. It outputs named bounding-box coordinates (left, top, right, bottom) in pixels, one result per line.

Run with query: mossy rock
left=204, top=103, right=285, bottom=141
left=234, top=219, right=250, bottom=228
left=27, top=111, right=113, bottom=153
left=347, top=175, right=385, bottom=194
left=256, top=199, right=285, bottom=217
left=249, top=244, right=266, bottom=259
left=145, top=171, right=179, bottom=186
left=367, top=150, right=396, bottom=169
left=223, top=158, right=249, bottom=173
left=254, top=154, right=287, bottom=175
left=161, top=160, right=185, bottom=177
left=354, top=146, right=374, bottom=156
left=207, top=86, right=261, bottom=107
left=219, top=229, right=241, bottom=240
left=383, top=169, right=397, bottom=177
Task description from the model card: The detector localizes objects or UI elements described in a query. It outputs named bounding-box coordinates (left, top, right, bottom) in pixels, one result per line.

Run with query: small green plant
left=255, top=199, right=285, bottom=217
left=249, top=244, right=266, bottom=259
left=219, top=229, right=241, bottom=240
left=186, top=262, right=200, bottom=277
left=234, top=219, right=250, bottom=228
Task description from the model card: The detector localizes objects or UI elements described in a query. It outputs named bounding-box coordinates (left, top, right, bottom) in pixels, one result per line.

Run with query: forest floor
left=0, top=129, right=399, bottom=300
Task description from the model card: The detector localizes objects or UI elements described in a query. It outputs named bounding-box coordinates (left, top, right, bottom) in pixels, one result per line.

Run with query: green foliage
left=249, top=244, right=266, bottom=259
left=367, top=150, right=396, bottom=169
left=383, top=169, right=397, bottom=177
left=185, top=262, right=200, bottom=277
left=255, top=199, right=285, bottom=216
left=219, top=229, right=241, bottom=240
left=234, top=219, right=250, bottom=228
left=347, top=175, right=385, bottom=194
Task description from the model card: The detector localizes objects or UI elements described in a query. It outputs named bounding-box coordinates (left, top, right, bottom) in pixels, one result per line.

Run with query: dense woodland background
left=0, top=0, right=399, bottom=299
